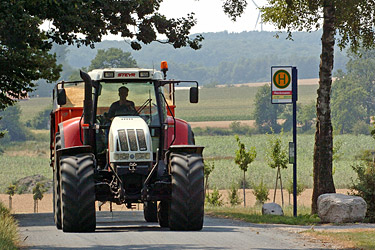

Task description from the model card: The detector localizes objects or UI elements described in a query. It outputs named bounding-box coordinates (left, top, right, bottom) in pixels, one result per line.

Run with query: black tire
left=53, top=133, right=62, bottom=230
left=143, top=201, right=157, bottom=222
left=60, top=153, right=96, bottom=232
left=157, top=201, right=170, bottom=228
left=169, top=152, right=204, bottom=231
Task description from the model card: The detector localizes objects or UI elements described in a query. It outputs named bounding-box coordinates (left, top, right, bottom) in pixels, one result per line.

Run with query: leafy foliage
left=332, top=50, right=375, bottom=134
left=286, top=180, right=306, bottom=198
left=235, top=135, right=257, bottom=206
left=253, top=84, right=282, bottom=133
left=88, top=48, right=138, bottom=71
left=5, top=184, right=16, bottom=197
left=26, top=106, right=52, bottom=130
left=206, top=187, right=224, bottom=206
left=266, top=132, right=289, bottom=170
left=204, top=160, right=215, bottom=195
left=228, top=183, right=241, bottom=206
left=252, top=180, right=269, bottom=205
left=0, top=104, right=29, bottom=142
left=351, top=162, right=375, bottom=222
left=0, top=0, right=202, bottom=115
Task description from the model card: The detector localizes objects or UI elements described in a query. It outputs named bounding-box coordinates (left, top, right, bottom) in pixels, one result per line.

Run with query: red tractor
left=50, top=62, right=204, bottom=232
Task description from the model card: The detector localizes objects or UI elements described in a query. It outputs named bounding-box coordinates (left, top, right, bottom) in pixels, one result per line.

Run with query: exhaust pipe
left=80, top=70, right=93, bottom=146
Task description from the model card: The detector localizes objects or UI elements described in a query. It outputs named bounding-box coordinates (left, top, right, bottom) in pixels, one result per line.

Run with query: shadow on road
left=15, top=211, right=242, bottom=233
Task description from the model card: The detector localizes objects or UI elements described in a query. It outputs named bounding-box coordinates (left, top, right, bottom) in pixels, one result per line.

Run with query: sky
left=103, top=0, right=274, bottom=40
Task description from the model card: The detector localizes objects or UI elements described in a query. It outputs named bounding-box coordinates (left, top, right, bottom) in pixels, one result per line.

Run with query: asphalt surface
left=15, top=211, right=333, bottom=250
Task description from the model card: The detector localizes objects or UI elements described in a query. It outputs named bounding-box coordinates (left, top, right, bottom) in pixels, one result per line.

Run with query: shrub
left=252, top=180, right=269, bottom=205
left=286, top=180, right=306, bottom=204
left=0, top=201, right=19, bottom=250
left=228, top=183, right=241, bottom=206
left=352, top=120, right=370, bottom=135
left=206, top=186, right=224, bottom=206
left=350, top=162, right=375, bottom=222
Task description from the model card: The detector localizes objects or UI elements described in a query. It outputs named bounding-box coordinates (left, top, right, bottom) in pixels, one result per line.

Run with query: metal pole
left=292, top=67, right=298, bottom=217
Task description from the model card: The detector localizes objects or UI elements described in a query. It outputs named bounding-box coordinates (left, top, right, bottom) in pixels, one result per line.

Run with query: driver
left=107, top=86, right=137, bottom=118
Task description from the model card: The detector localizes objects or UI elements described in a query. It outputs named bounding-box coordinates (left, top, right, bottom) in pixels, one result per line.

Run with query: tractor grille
left=117, top=129, right=148, bottom=152
left=118, top=129, right=129, bottom=151
left=136, top=129, right=147, bottom=151
left=127, top=129, right=138, bottom=151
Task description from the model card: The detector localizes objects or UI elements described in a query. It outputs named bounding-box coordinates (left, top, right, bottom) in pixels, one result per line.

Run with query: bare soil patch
left=0, top=188, right=350, bottom=214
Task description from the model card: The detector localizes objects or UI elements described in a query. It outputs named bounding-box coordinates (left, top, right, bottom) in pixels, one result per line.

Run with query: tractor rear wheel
left=53, top=133, right=62, bottom=230
left=143, top=201, right=157, bottom=222
left=169, top=152, right=204, bottom=231
left=157, top=200, right=169, bottom=228
left=60, top=153, right=96, bottom=232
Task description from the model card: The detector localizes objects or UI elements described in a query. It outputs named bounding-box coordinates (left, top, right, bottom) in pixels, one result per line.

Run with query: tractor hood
left=109, top=116, right=153, bottom=163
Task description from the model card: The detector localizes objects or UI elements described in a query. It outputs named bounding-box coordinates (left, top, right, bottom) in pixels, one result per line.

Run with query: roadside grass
left=197, top=134, right=374, bottom=190
left=0, top=202, right=19, bottom=250
left=305, top=230, right=375, bottom=250
left=205, top=205, right=320, bottom=225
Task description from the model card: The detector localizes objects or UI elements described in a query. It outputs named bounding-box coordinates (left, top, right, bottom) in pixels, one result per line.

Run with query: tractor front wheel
left=169, top=152, right=204, bottom=231
left=143, top=201, right=157, bottom=222
left=60, top=153, right=96, bottom=232
left=53, top=133, right=62, bottom=230
left=157, top=200, right=169, bottom=228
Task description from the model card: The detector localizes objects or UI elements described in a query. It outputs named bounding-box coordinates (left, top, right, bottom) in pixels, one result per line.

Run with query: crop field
left=175, top=84, right=318, bottom=122
left=196, top=134, right=374, bottom=190
left=3, top=82, right=367, bottom=194
left=0, top=139, right=51, bottom=193
left=18, top=97, right=51, bottom=123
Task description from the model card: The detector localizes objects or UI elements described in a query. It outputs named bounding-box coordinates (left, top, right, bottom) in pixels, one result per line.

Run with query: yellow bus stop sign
left=271, top=66, right=293, bottom=104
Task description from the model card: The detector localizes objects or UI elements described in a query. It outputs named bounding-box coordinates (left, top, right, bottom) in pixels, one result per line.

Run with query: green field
left=18, top=97, right=51, bottom=123
left=2, top=83, right=366, bottom=193
left=196, top=134, right=374, bottom=190
left=0, top=140, right=51, bottom=193
left=175, top=84, right=318, bottom=122
left=18, top=84, right=318, bottom=123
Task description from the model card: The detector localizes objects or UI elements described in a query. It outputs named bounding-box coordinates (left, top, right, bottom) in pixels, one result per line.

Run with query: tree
left=332, top=50, right=375, bottom=134
left=0, top=1, right=202, bottom=114
left=0, top=104, right=29, bottom=142
left=266, top=132, right=289, bottom=206
left=298, top=102, right=316, bottom=133
left=253, top=84, right=283, bottom=133
left=26, top=106, right=52, bottom=130
left=32, top=182, right=46, bottom=213
left=222, top=0, right=375, bottom=214
left=204, top=160, right=215, bottom=197
left=5, top=184, right=16, bottom=210
left=234, top=135, right=257, bottom=207
left=89, top=48, right=138, bottom=71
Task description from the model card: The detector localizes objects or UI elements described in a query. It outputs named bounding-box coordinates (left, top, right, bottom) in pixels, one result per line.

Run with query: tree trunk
left=312, top=2, right=336, bottom=214
left=243, top=170, right=246, bottom=207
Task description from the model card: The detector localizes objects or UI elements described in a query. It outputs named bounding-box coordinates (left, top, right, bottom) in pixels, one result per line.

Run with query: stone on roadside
left=262, top=202, right=284, bottom=216
left=318, top=193, right=367, bottom=223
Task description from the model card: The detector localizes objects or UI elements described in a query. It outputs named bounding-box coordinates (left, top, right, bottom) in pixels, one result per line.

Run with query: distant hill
left=63, top=30, right=347, bottom=85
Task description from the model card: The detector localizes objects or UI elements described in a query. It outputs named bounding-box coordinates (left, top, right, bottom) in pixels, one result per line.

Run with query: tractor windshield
left=97, top=81, right=162, bottom=126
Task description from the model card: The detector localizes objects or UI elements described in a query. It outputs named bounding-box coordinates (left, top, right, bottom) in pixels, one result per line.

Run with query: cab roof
left=88, top=68, right=163, bottom=81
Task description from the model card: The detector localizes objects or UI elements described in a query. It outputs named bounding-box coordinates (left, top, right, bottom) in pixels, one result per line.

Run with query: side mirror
left=190, top=87, right=199, bottom=103
left=57, top=89, right=66, bottom=106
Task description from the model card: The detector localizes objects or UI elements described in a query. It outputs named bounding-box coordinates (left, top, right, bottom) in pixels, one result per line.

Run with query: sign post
left=271, top=66, right=298, bottom=217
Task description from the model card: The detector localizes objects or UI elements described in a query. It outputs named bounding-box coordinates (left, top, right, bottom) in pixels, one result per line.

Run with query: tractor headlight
left=114, top=153, right=129, bottom=161
left=135, top=153, right=151, bottom=160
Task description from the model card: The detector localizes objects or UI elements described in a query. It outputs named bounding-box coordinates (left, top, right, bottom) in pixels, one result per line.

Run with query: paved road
left=15, top=211, right=331, bottom=250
